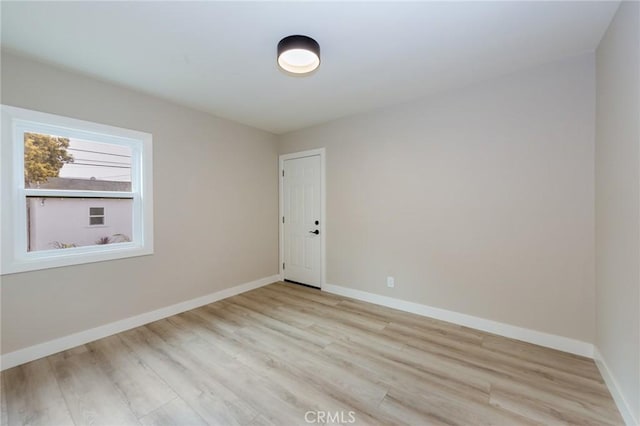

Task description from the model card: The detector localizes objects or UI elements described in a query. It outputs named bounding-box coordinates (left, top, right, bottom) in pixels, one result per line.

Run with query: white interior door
left=283, top=155, right=321, bottom=287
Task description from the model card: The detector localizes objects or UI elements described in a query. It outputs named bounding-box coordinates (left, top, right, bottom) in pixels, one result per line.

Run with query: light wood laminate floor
left=1, top=282, right=624, bottom=425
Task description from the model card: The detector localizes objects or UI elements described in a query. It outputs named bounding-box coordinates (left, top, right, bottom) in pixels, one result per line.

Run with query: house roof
left=30, top=177, right=131, bottom=192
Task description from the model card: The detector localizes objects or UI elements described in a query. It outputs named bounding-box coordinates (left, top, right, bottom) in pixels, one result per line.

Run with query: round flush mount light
left=277, top=35, right=320, bottom=75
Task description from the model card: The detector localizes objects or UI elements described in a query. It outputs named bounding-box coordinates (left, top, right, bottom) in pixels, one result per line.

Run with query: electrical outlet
left=387, top=276, right=395, bottom=288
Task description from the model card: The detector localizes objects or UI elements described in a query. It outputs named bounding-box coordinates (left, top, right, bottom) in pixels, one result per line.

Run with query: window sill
left=1, top=244, right=154, bottom=275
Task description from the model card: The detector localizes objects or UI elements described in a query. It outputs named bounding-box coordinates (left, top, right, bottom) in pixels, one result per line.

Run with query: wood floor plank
left=188, top=304, right=245, bottom=335
left=374, top=326, right=620, bottom=421
left=380, top=321, right=611, bottom=398
left=259, top=286, right=390, bottom=331
left=244, top=414, right=277, bottom=426
left=392, top=329, right=614, bottom=405
left=189, top=299, right=390, bottom=424
left=49, top=349, right=140, bottom=426
left=120, top=326, right=259, bottom=426
left=321, top=340, right=491, bottom=404
left=178, top=303, right=388, bottom=425
left=482, top=334, right=603, bottom=381
left=2, top=358, right=74, bottom=426
left=233, top=347, right=387, bottom=426
left=232, top=293, right=316, bottom=329
left=3, top=282, right=625, bottom=425
left=1, top=374, right=8, bottom=426
left=235, top=323, right=389, bottom=410
left=223, top=302, right=332, bottom=348
left=174, top=310, right=248, bottom=358
left=271, top=281, right=344, bottom=306
left=489, top=386, right=619, bottom=426
left=87, top=335, right=177, bottom=418
left=383, top=384, right=541, bottom=426
left=164, top=329, right=315, bottom=425
left=138, top=398, right=207, bottom=426
left=377, top=392, right=453, bottom=426
left=338, top=299, right=485, bottom=343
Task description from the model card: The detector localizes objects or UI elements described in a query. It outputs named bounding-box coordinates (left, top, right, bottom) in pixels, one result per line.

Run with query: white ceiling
left=1, top=1, right=619, bottom=134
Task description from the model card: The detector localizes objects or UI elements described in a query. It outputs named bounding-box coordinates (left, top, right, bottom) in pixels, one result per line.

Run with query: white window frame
left=1, top=105, right=154, bottom=274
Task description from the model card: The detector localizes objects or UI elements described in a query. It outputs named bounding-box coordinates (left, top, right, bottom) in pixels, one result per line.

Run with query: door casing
left=279, top=148, right=326, bottom=289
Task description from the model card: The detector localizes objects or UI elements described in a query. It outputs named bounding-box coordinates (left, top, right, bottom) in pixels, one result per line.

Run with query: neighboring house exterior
left=28, top=177, right=132, bottom=251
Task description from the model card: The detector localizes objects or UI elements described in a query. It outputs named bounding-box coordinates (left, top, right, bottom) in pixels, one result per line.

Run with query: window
left=1, top=105, right=153, bottom=274
left=89, top=207, right=105, bottom=226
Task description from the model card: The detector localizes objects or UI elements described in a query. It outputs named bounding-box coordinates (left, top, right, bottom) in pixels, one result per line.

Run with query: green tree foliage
left=24, top=133, right=74, bottom=186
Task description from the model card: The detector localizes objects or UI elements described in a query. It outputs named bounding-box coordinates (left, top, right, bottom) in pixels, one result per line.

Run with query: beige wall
left=595, top=1, right=640, bottom=422
left=0, top=52, right=279, bottom=354
left=280, top=54, right=596, bottom=343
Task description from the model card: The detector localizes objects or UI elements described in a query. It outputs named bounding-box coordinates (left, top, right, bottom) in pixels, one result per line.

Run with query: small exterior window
left=89, top=207, right=105, bottom=226
left=1, top=105, right=154, bottom=274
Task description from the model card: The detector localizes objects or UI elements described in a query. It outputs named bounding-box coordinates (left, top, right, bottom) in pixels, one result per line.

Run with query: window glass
left=24, top=132, right=132, bottom=191
left=89, top=216, right=105, bottom=226
left=26, top=197, right=133, bottom=252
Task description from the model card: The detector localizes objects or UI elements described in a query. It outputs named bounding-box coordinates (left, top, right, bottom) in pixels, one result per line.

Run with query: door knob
left=309, top=230, right=319, bottom=235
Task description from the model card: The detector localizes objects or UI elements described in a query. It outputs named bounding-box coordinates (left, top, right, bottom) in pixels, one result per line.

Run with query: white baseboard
left=1, top=274, right=280, bottom=371
left=594, top=347, right=638, bottom=426
left=323, top=283, right=594, bottom=358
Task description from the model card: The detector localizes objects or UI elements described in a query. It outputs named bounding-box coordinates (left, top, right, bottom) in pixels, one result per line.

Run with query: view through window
left=24, top=132, right=134, bottom=251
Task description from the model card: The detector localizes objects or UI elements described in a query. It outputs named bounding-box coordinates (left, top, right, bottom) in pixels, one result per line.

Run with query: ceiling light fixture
left=277, top=35, right=320, bottom=75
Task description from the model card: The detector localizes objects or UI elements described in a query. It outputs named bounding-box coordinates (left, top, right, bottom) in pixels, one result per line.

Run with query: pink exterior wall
left=28, top=198, right=132, bottom=251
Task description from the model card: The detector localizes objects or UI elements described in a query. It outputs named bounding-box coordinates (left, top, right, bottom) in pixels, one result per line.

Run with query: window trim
left=1, top=105, right=154, bottom=274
